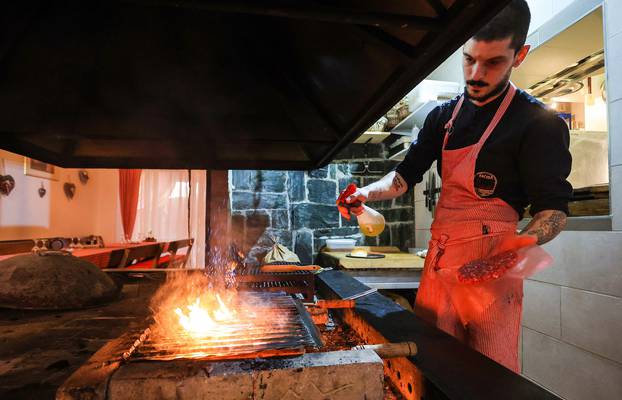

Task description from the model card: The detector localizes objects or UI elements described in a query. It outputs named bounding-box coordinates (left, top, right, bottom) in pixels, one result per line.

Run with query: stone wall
left=229, top=143, right=415, bottom=265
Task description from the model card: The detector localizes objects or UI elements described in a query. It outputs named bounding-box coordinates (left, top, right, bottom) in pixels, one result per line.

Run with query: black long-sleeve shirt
left=395, top=86, right=572, bottom=219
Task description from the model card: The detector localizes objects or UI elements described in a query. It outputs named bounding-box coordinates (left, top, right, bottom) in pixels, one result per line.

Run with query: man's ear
left=513, top=44, right=530, bottom=68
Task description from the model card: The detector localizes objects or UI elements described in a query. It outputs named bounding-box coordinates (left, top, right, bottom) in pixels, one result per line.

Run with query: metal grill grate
left=235, top=267, right=315, bottom=301
left=124, top=292, right=320, bottom=362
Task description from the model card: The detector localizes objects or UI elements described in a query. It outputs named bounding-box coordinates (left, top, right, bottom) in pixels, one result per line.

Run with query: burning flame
left=174, top=295, right=237, bottom=338
left=148, top=269, right=294, bottom=360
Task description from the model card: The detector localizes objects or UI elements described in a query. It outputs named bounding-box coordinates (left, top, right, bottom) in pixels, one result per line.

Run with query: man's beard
left=466, top=70, right=511, bottom=103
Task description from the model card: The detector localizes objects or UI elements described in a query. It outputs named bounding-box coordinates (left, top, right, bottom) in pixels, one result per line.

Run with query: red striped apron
left=414, top=83, right=523, bottom=372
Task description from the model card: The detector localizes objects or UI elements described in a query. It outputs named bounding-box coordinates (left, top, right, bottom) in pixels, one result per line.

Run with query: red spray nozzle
left=336, top=183, right=361, bottom=220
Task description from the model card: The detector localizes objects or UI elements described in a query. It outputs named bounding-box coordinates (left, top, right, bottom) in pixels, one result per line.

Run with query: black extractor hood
left=0, top=1, right=509, bottom=170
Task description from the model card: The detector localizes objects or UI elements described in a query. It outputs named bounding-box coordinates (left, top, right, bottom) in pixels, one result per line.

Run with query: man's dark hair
left=473, top=0, right=531, bottom=52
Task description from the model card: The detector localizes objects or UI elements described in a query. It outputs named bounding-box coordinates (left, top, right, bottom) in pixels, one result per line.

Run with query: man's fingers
left=346, top=191, right=367, bottom=204
left=345, top=194, right=359, bottom=204
left=350, top=206, right=364, bottom=216
left=494, top=234, right=538, bottom=255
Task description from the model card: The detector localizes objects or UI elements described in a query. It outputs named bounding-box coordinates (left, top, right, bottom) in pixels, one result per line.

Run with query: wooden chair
left=0, top=240, right=35, bottom=255
left=119, top=243, right=164, bottom=270
left=104, top=248, right=128, bottom=269
left=159, top=238, right=194, bottom=268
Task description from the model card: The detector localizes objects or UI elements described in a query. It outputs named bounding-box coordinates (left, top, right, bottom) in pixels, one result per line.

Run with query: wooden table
left=318, top=246, right=424, bottom=289
left=0, top=242, right=166, bottom=269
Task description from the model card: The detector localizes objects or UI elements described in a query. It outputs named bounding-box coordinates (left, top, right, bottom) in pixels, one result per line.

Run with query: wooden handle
left=356, top=341, right=418, bottom=358
left=315, top=299, right=355, bottom=309
left=260, top=264, right=321, bottom=273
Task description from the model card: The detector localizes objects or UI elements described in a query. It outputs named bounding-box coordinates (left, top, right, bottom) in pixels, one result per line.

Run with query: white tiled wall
left=527, top=0, right=594, bottom=34
left=553, top=0, right=577, bottom=14
left=606, top=31, right=622, bottom=103
left=534, top=231, right=622, bottom=297
left=608, top=0, right=622, bottom=230
left=561, top=288, right=622, bottom=364
left=610, top=99, right=622, bottom=167
left=605, top=0, right=622, bottom=38
left=523, top=280, right=561, bottom=338
left=523, top=327, right=622, bottom=400
left=527, top=0, right=554, bottom=34
left=612, top=166, right=622, bottom=231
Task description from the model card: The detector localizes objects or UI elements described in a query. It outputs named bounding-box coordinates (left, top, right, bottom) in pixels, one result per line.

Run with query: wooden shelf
left=354, top=131, right=391, bottom=144
left=390, top=100, right=440, bottom=135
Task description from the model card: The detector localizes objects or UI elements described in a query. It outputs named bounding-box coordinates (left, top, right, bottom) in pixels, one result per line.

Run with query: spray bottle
left=337, top=184, right=386, bottom=237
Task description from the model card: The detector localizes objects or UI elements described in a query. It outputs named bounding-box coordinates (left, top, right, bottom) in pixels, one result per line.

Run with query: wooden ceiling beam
left=123, top=0, right=444, bottom=31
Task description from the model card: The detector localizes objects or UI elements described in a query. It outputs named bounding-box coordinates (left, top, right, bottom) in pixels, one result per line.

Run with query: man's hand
left=336, top=184, right=363, bottom=220
left=345, top=187, right=369, bottom=216
left=491, top=234, right=537, bottom=256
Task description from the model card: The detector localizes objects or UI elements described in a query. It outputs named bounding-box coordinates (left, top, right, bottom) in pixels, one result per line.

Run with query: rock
left=307, top=166, right=329, bottom=179
left=390, top=223, right=414, bottom=250
left=231, top=192, right=287, bottom=210
left=395, top=191, right=415, bottom=206
left=271, top=210, right=289, bottom=229
left=0, top=253, right=120, bottom=310
left=231, top=170, right=253, bottom=191
left=232, top=170, right=286, bottom=193
left=313, top=227, right=360, bottom=238
left=287, top=171, right=305, bottom=202
left=307, top=179, right=337, bottom=205
left=246, top=211, right=270, bottom=229
left=383, top=208, right=414, bottom=222
left=341, top=214, right=359, bottom=227
left=364, top=235, right=379, bottom=246
left=338, top=176, right=361, bottom=191
left=292, top=204, right=339, bottom=229
left=254, top=171, right=286, bottom=193
left=294, top=230, right=313, bottom=265
left=329, top=164, right=337, bottom=180
left=378, top=225, right=391, bottom=246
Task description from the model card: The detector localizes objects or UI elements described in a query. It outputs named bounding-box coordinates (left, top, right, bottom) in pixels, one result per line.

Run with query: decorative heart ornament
left=78, top=170, right=89, bottom=184
left=0, top=175, right=15, bottom=196
left=63, top=182, right=76, bottom=200
left=38, top=183, right=47, bottom=198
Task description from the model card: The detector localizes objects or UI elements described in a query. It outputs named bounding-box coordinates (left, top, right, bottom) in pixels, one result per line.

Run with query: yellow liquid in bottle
left=359, top=222, right=385, bottom=237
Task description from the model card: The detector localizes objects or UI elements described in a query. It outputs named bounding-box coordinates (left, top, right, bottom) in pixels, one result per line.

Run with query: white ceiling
left=513, top=8, right=603, bottom=90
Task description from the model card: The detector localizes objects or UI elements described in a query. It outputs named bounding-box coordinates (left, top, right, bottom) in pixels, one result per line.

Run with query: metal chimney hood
left=0, top=1, right=509, bottom=170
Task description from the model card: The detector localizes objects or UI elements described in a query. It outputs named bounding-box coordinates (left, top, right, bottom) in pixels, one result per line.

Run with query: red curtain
left=119, top=169, right=142, bottom=240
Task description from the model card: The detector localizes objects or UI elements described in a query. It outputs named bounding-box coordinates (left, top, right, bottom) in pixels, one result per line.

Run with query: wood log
left=259, top=264, right=321, bottom=272
left=356, top=341, right=418, bottom=358
left=315, top=299, right=355, bottom=309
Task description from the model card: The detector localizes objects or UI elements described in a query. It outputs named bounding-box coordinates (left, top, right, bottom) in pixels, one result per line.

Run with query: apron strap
left=441, top=83, right=517, bottom=151
left=475, top=82, right=517, bottom=149
left=442, top=95, right=465, bottom=148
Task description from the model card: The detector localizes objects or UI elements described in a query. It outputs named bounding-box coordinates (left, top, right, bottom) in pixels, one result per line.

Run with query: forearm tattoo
left=392, top=174, right=405, bottom=192
left=520, top=210, right=567, bottom=245
left=365, top=173, right=406, bottom=201
left=367, top=191, right=380, bottom=201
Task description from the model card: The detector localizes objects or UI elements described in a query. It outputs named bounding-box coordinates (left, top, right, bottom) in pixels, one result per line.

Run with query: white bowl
left=325, top=238, right=356, bottom=251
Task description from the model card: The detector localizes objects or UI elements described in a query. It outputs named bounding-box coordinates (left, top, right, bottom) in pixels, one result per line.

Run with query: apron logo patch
left=474, top=171, right=497, bottom=197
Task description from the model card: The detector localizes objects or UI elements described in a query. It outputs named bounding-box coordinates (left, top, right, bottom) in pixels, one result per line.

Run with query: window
left=169, top=181, right=190, bottom=199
